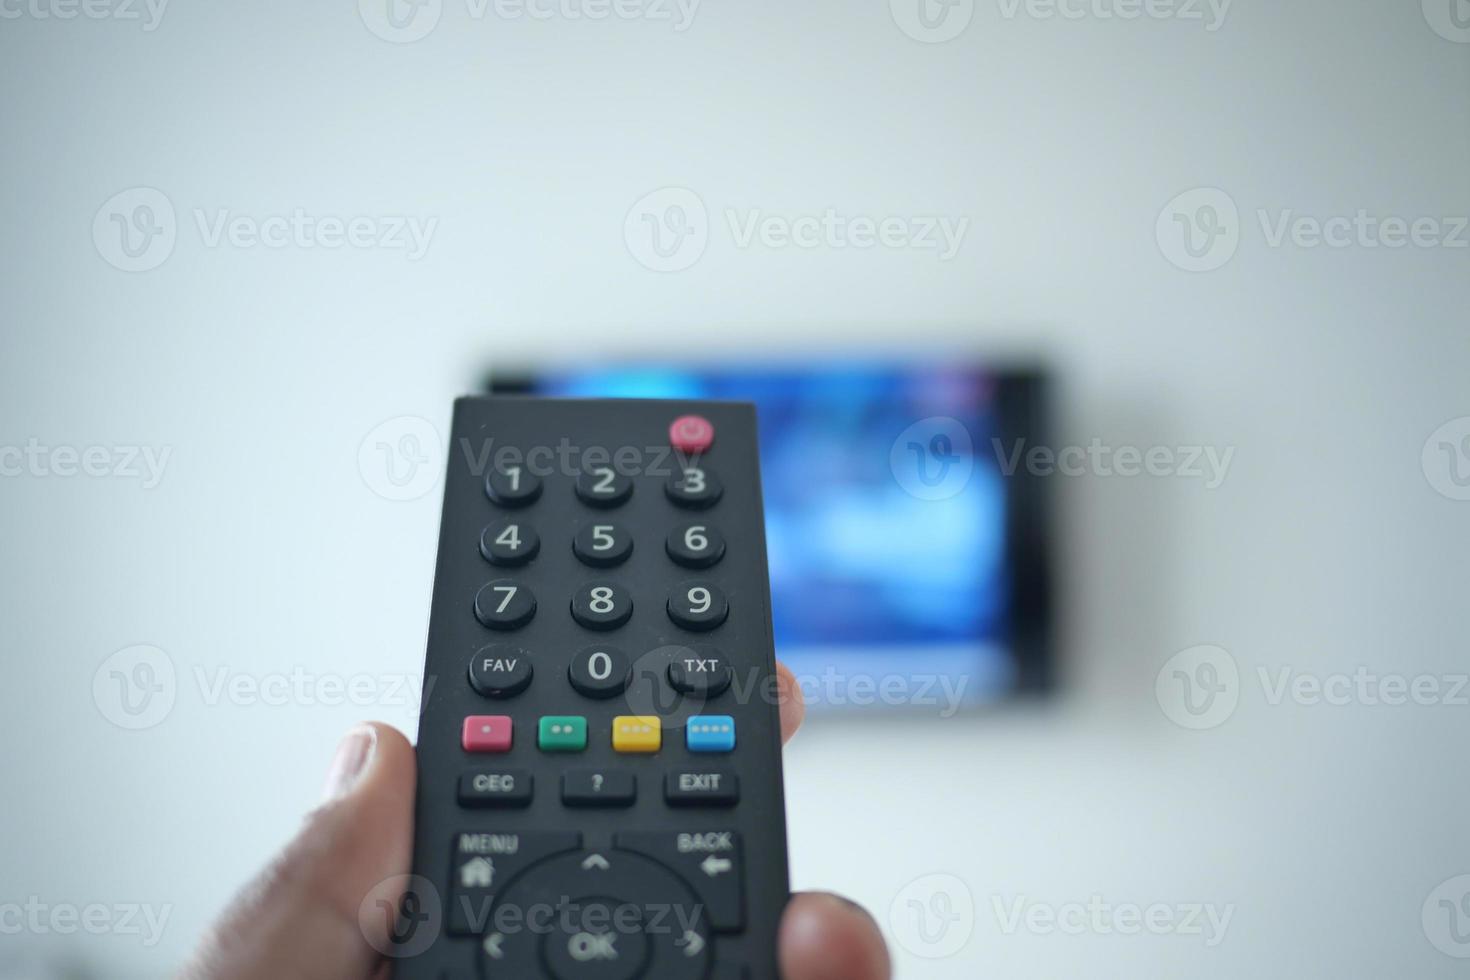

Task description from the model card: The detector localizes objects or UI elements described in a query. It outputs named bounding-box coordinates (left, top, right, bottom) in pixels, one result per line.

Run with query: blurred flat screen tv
left=487, top=360, right=1052, bottom=712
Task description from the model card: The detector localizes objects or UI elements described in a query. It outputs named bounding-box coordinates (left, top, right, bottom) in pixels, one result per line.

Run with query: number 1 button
left=667, top=581, right=728, bottom=631
left=474, top=579, right=536, bottom=630
left=485, top=464, right=541, bottom=507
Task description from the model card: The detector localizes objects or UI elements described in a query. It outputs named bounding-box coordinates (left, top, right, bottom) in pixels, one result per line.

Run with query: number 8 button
left=667, top=580, right=728, bottom=631
left=667, top=522, right=724, bottom=569
left=571, top=582, right=633, bottom=630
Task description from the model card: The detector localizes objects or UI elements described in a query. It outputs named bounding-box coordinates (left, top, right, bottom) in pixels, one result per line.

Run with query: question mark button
left=563, top=769, right=637, bottom=807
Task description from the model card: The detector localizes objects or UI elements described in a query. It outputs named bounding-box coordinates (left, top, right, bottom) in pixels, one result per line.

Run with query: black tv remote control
left=396, top=396, right=791, bottom=980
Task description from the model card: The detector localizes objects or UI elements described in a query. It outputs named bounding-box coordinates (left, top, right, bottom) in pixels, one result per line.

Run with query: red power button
left=669, top=415, right=714, bottom=453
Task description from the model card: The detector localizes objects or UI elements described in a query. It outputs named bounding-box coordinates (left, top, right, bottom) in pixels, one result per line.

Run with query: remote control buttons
left=541, top=899, right=649, bottom=980
left=573, top=522, right=633, bottom=568
left=449, top=830, right=581, bottom=936
left=539, top=715, right=588, bottom=752
left=665, top=769, right=739, bottom=806
left=666, top=523, right=725, bottom=568
left=563, top=769, right=637, bottom=807
left=669, top=414, right=714, bottom=454
left=485, top=464, right=542, bottom=507
left=572, top=582, right=633, bottom=631
left=615, top=831, right=745, bottom=932
left=458, top=769, right=532, bottom=808
left=575, top=466, right=633, bottom=508
left=665, top=466, right=722, bottom=509
left=686, top=716, right=736, bottom=753
left=462, top=715, right=513, bottom=753
left=668, top=646, right=733, bottom=698
left=612, top=715, right=662, bottom=753
left=480, top=519, right=539, bottom=566
left=568, top=645, right=631, bottom=699
left=475, top=579, right=536, bottom=630
left=667, top=581, right=728, bottom=631
left=468, top=645, right=533, bottom=698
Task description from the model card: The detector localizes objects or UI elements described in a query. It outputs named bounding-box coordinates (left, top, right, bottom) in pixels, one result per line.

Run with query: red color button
left=462, top=715, right=513, bottom=753
left=669, top=415, right=714, bottom=454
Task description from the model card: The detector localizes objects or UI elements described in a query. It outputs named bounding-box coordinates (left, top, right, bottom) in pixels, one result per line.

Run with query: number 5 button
left=667, top=581, right=728, bottom=631
left=474, top=579, right=536, bottom=630
left=571, top=582, right=633, bottom=630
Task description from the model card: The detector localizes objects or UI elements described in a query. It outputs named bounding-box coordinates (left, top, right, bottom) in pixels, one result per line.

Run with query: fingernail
left=321, top=725, right=377, bottom=802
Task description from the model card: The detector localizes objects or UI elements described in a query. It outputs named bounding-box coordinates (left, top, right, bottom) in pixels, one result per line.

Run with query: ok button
left=543, top=898, right=648, bottom=980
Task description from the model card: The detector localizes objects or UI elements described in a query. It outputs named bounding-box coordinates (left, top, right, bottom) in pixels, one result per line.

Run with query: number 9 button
left=667, top=580, right=728, bottom=631
left=666, top=522, right=724, bottom=569
left=571, top=581, right=633, bottom=630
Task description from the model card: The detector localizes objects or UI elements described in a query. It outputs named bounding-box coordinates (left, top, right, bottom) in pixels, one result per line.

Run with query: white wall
left=1, top=0, right=1467, bottom=977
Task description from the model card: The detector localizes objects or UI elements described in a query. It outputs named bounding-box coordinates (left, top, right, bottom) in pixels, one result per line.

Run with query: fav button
left=462, top=715, right=513, bottom=753
left=468, top=645, right=533, bottom=698
left=669, top=415, right=714, bottom=454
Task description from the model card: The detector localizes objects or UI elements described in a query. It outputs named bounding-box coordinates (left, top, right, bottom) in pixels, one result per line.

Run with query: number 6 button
left=571, top=582, right=633, bottom=630
left=474, top=579, right=536, bottom=630
left=667, top=522, right=725, bottom=569
left=667, top=581, right=728, bottom=631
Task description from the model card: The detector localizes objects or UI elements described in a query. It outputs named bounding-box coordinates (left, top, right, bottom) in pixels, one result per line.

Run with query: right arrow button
left=614, top=830, right=744, bottom=932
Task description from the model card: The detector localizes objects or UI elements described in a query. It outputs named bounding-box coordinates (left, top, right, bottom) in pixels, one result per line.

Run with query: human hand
left=179, top=664, right=891, bottom=980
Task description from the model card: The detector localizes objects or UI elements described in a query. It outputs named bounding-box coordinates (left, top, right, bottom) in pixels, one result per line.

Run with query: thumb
left=178, top=723, right=417, bottom=980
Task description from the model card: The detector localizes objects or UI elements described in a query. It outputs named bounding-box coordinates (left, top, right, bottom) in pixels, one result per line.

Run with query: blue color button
left=686, top=715, right=736, bottom=753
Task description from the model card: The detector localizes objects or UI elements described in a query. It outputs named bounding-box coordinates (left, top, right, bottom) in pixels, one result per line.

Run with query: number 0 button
left=568, top=644, right=630, bottom=698
left=480, top=519, right=539, bottom=567
left=571, top=582, right=633, bottom=631
left=667, top=581, right=729, bottom=631
left=572, top=523, right=632, bottom=568
left=667, top=522, right=725, bottom=568
left=474, top=579, right=536, bottom=630
left=575, top=467, right=633, bottom=508
left=485, top=465, right=541, bottom=507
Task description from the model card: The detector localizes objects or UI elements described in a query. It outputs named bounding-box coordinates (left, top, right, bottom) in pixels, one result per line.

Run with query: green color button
left=538, top=715, right=587, bottom=752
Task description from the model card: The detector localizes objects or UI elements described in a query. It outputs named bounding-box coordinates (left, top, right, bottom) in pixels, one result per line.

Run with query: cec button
left=458, top=769, right=532, bottom=807
left=686, top=716, right=736, bottom=753
left=669, top=415, right=714, bottom=454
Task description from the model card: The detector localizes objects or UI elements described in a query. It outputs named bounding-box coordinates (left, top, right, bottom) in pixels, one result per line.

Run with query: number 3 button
left=667, top=581, right=728, bottom=631
left=571, top=582, right=633, bottom=630
left=667, top=523, right=724, bottom=569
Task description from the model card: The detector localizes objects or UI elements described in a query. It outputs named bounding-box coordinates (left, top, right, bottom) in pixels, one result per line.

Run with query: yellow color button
left=612, top=716, right=662, bottom=753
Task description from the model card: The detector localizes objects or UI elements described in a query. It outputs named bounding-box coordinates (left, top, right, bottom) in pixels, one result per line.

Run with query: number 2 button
left=575, top=467, right=632, bottom=508
left=474, top=579, right=536, bottom=630
left=571, top=582, right=633, bottom=630
left=667, top=581, right=728, bottom=631
left=481, top=519, right=539, bottom=567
